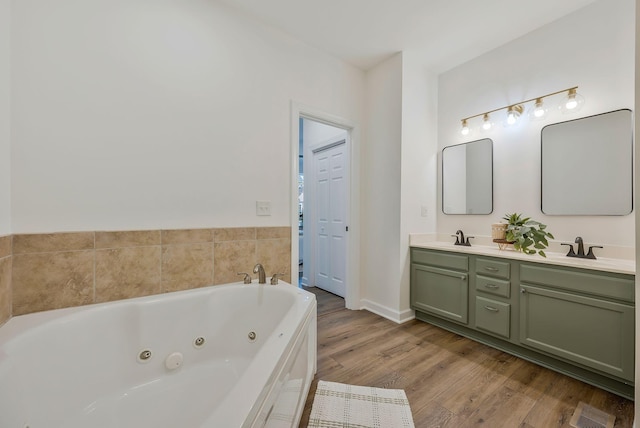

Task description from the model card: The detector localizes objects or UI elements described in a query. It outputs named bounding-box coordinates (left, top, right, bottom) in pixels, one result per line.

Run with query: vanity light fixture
left=460, top=86, right=583, bottom=135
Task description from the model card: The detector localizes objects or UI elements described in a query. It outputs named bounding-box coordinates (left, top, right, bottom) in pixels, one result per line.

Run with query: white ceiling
left=217, top=0, right=598, bottom=71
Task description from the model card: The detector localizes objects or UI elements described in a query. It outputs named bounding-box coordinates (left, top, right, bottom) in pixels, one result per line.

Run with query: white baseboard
left=360, top=299, right=415, bottom=324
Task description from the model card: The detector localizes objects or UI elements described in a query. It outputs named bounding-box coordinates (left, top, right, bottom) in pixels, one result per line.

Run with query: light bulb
left=528, top=98, right=548, bottom=121
left=505, top=105, right=523, bottom=126
left=559, top=88, right=584, bottom=114
left=460, top=119, right=470, bottom=136
left=482, top=114, right=492, bottom=130
left=533, top=99, right=546, bottom=117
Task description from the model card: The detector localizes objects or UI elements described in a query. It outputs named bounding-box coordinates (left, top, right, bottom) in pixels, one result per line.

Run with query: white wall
left=399, top=52, right=438, bottom=318
left=361, top=53, right=403, bottom=317
left=0, top=0, right=10, bottom=235
left=10, top=0, right=365, bottom=233
left=361, top=51, right=437, bottom=321
left=437, top=0, right=635, bottom=249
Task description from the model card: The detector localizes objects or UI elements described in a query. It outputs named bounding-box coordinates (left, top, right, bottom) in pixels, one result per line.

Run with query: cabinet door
left=411, top=264, right=468, bottom=324
left=520, top=284, right=634, bottom=381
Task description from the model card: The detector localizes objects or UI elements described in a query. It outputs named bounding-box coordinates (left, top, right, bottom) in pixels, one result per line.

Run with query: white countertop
left=410, top=241, right=635, bottom=275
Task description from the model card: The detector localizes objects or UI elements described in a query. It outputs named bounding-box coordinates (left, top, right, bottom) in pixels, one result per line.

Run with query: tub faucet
left=236, top=272, right=252, bottom=284
left=270, top=273, right=285, bottom=285
left=253, top=263, right=266, bottom=284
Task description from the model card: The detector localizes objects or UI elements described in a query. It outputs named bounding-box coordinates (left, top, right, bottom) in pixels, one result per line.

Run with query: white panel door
left=313, top=141, right=347, bottom=297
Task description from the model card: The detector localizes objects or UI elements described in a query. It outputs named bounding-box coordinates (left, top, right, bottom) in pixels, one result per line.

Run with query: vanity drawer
left=475, top=296, right=510, bottom=339
left=475, top=275, right=510, bottom=299
left=476, top=258, right=510, bottom=279
left=520, top=264, right=634, bottom=302
left=412, top=249, right=468, bottom=271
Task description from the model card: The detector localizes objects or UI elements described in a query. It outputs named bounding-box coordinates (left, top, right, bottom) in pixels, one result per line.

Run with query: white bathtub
left=0, top=282, right=317, bottom=428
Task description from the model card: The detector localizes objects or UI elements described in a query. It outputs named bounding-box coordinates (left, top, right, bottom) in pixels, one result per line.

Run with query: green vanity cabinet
left=519, top=264, right=635, bottom=382
left=410, top=246, right=635, bottom=399
left=411, top=250, right=469, bottom=324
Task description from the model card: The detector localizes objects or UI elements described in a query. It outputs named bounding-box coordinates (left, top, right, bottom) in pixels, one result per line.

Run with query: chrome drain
left=137, top=349, right=152, bottom=363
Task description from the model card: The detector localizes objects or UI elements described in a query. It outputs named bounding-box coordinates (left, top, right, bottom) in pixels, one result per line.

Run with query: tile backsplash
left=1, top=227, right=291, bottom=322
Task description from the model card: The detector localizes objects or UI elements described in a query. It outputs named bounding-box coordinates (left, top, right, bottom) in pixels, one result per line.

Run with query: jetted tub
left=0, top=282, right=317, bottom=428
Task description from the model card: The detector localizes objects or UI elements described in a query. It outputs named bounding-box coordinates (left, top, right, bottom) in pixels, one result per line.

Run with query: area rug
left=308, top=380, right=415, bottom=428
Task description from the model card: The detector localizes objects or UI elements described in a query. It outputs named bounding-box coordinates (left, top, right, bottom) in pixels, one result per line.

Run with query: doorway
left=298, top=117, right=349, bottom=298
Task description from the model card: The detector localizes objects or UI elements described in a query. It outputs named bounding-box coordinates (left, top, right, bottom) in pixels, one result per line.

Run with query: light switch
left=256, top=201, right=271, bottom=216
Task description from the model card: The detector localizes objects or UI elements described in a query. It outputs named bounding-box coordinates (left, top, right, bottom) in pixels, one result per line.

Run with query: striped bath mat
left=308, top=380, right=415, bottom=428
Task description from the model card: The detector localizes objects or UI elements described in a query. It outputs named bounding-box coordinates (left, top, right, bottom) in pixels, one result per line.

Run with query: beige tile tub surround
left=95, top=246, right=162, bottom=303
left=257, top=238, right=291, bottom=280
left=256, top=226, right=290, bottom=240
left=13, top=232, right=94, bottom=254
left=162, top=243, right=214, bottom=293
left=0, top=257, right=10, bottom=325
left=214, top=227, right=256, bottom=242
left=95, top=230, right=161, bottom=249
left=163, top=228, right=213, bottom=245
left=8, top=227, right=292, bottom=316
left=12, top=250, right=94, bottom=315
left=0, top=234, right=11, bottom=259
left=0, top=235, right=11, bottom=326
left=214, top=240, right=257, bottom=285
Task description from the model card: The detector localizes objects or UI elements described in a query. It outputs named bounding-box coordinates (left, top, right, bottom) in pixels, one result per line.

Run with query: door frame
left=290, top=101, right=361, bottom=309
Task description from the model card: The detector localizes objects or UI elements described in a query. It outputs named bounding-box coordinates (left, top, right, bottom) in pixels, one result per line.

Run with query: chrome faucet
left=253, top=263, right=266, bottom=284
left=270, top=273, right=285, bottom=285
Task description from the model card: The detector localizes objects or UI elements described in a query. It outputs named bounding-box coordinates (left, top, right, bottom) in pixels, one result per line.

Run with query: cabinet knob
left=484, top=305, right=499, bottom=312
left=484, top=266, right=499, bottom=272
left=485, top=284, right=499, bottom=289
left=460, top=276, right=467, bottom=281
left=521, top=288, right=527, bottom=294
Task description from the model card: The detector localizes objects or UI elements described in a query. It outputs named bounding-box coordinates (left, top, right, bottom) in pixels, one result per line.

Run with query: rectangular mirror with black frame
left=442, top=138, right=493, bottom=215
left=541, top=109, right=633, bottom=215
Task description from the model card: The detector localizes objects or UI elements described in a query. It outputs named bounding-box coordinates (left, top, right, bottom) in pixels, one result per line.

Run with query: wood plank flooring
left=299, top=287, right=634, bottom=427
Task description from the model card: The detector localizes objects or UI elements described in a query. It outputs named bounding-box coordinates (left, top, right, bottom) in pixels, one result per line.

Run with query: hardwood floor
left=299, top=287, right=634, bottom=427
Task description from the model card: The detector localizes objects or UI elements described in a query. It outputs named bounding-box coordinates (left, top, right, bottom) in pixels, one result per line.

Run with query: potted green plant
left=502, top=213, right=554, bottom=257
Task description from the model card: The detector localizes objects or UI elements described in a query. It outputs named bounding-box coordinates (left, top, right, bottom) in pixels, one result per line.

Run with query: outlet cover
left=256, top=201, right=271, bottom=216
